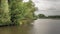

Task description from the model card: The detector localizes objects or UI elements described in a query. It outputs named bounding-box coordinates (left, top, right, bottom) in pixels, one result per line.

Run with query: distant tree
left=38, top=14, right=46, bottom=18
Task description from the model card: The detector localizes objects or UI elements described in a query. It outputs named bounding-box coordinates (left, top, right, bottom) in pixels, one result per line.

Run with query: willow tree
left=19, top=0, right=36, bottom=24
left=9, top=0, right=23, bottom=25
left=9, top=0, right=36, bottom=25
left=0, top=0, right=11, bottom=24
left=0, top=0, right=1, bottom=11
left=23, top=0, right=36, bottom=19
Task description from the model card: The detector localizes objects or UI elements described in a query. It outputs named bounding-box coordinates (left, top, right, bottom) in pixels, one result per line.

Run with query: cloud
left=44, top=0, right=60, bottom=1
left=32, top=0, right=60, bottom=16
left=23, top=0, right=29, bottom=2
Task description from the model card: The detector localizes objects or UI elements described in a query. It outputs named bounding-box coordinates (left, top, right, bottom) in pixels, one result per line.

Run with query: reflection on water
left=0, top=19, right=60, bottom=34
left=0, top=25, right=33, bottom=34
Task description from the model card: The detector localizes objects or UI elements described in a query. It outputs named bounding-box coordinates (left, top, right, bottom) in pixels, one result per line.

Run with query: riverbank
left=0, top=18, right=60, bottom=27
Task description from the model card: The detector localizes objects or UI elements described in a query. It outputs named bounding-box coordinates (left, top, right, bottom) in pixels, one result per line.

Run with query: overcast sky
left=23, top=0, right=60, bottom=16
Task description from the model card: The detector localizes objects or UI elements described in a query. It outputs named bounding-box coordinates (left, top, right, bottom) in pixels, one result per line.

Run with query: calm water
left=0, top=19, right=60, bottom=34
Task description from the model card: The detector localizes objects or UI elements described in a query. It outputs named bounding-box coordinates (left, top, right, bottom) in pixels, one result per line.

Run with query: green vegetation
left=0, top=0, right=36, bottom=26
left=38, top=14, right=60, bottom=19
left=47, top=16, right=60, bottom=18
left=0, top=0, right=11, bottom=25
left=38, top=14, right=46, bottom=18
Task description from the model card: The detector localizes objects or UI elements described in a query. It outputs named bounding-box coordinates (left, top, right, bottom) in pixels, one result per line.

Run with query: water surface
left=0, top=19, right=60, bottom=34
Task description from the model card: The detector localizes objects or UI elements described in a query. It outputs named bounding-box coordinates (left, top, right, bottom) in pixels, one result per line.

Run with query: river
left=0, top=19, right=60, bottom=34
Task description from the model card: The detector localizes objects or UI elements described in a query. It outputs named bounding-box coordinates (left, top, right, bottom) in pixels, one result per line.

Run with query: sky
left=23, top=0, right=60, bottom=16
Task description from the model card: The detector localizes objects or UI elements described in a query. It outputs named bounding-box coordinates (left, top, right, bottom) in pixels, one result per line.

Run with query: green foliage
left=0, top=0, right=36, bottom=25
left=48, top=16, right=60, bottom=18
left=0, top=0, right=11, bottom=25
left=9, top=0, right=36, bottom=25
left=38, top=14, right=46, bottom=18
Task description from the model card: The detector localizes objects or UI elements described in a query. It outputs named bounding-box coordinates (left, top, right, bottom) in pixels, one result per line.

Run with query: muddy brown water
left=0, top=19, right=60, bottom=34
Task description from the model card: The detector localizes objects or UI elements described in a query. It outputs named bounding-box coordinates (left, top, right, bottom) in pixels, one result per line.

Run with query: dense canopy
left=0, top=0, right=36, bottom=25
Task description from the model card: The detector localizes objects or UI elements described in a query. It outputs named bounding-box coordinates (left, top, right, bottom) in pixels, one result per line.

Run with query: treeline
left=0, top=0, right=36, bottom=25
left=38, top=14, right=60, bottom=19
left=47, top=16, right=60, bottom=18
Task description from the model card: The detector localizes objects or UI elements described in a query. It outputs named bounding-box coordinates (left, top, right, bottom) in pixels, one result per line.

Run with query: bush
left=38, top=14, right=46, bottom=18
left=9, top=0, right=36, bottom=25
